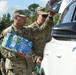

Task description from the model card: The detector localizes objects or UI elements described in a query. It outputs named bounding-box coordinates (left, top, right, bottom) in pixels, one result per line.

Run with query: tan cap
left=12, top=9, right=29, bottom=17
left=37, top=6, right=48, bottom=15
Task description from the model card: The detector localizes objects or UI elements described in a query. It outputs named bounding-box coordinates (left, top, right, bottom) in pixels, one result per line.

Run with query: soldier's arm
left=0, top=28, right=16, bottom=60
left=0, top=42, right=17, bottom=62
left=0, top=38, right=27, bottom=60
left=39, top=16, right=54, bottom=34
left=31, top=16, right=54, bottom=37
left=0, top=30, right=25, bottom=61
left=0, top=45, right=27, bottom=61
left=0, top=46, right=17, bottom=60
left=28, top=17, right=53, bottom=38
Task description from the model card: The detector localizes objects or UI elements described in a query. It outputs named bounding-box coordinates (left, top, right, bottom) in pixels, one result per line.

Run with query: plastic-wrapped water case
left=2, top=33, right=32, bottom=56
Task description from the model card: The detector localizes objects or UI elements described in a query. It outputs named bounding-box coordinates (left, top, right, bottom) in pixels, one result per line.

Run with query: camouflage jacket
left=0, top=24, right=33, bottom=69
left=28, top=16, right=54, bottom=60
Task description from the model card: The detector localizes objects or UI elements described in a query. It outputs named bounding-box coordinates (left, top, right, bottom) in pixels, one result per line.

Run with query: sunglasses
left=42, top=15, right=48, bottom=18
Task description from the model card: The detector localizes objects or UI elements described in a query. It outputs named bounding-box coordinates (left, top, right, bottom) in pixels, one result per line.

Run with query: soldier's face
left=37, top=14, right=47, bottom=25
left=17, top=16, right=26, bottom=26
left=49, top=11, right=56, bottom=17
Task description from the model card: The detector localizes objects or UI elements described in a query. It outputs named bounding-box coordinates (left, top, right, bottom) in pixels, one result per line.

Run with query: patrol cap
left=12, top=9, right=29, bottom=17
left=37, top=6, right=48, bottom=15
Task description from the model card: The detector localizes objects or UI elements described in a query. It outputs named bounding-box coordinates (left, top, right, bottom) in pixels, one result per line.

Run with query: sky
left=0, top=0, right=48, bottom=17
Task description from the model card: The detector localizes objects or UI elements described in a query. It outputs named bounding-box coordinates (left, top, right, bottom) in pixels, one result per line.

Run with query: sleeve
left=45, top=29, right=52, bottom=42
left=28, top=17, right=54, bottom=62
left=0, top=47, right=17, bottom=61
left=31, top=50, right=39, bottom=62
left=33, top=16, right=54, bottom=37
left=25, top=17, right=54, bottom=63
left=0, top=28, right=17, bottom=61
left=39, top=16, right=54, bottom=35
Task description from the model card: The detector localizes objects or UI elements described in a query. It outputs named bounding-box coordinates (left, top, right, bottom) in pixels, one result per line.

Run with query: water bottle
left=10, top=35, right=17, bottom=51
left=23, top=41, right=32, bottom=55
left=2, top=33, right=13, bottom=48
left=18, top=38, right=32, bottom=56
left=28, top=42, right=32, bottom=49
left=23, top=44, right=29, bottom=55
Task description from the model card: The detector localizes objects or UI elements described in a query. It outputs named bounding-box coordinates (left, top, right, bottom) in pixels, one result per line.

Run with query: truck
left=40, top=0, right=76, bottom=75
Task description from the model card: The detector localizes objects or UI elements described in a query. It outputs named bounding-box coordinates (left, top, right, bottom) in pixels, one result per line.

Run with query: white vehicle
left=41, top=0, right=76, bottom=75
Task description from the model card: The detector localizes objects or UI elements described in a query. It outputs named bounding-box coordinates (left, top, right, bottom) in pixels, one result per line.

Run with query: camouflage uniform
left=29, top=6, right=54, bottom=75
left=28, top=16, right=53, bottom=75
left=0, top=14, right=53, bottom=75
left=0, top=24, right=33, bottom=75
left=29, top=16, right=53, bottom=58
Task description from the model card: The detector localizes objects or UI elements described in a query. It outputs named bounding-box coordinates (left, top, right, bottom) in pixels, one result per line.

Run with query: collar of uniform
left=35, top=21, right=40, bottom=28
left=12, top=24, right=22, bottom=32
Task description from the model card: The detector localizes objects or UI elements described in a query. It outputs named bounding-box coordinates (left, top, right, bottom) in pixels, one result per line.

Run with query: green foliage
left=26, top=3, right=39, bottom=25
left=28, top=3, right=39, bottom=15
left=26, top=14, right=37, bottom=26
left=0, top=13, right=12, bottom=32
left=0, top=22, right=5, bottom=33
left=53, top=14, right=60, bottom=25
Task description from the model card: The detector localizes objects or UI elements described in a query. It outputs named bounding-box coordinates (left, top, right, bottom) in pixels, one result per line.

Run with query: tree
left=53, top=14, right=60, bottom=25
left=26, top=14, right=37, bottom=26
left=28, top=3, right=39, bottom=15
left=0, top=13, right=13, bottom=32
left=25, top=3, right=39, bottom=25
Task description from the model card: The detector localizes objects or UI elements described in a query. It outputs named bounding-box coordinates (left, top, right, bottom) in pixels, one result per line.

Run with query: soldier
left=0, top=8, right=54, bottom=75
left=0, top=9, right=32, bottom=75
left=28, top=6, right=56, bottom=75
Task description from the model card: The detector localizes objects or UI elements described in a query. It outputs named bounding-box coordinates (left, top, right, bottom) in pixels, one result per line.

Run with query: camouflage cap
left=37, top=6, right=48, bottom=15
left=12, top=9, right=29, bottom=17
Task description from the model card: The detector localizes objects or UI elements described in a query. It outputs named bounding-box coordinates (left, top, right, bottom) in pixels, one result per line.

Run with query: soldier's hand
left=48, top=11, right=56, bottom=17
left=36, top=56, right=42, bottom=65
left=16, top=52, right=28, bottom=59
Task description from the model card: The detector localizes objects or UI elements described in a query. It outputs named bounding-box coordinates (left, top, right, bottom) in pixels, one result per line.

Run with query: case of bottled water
left=2, top=33, right=32, bottom=55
